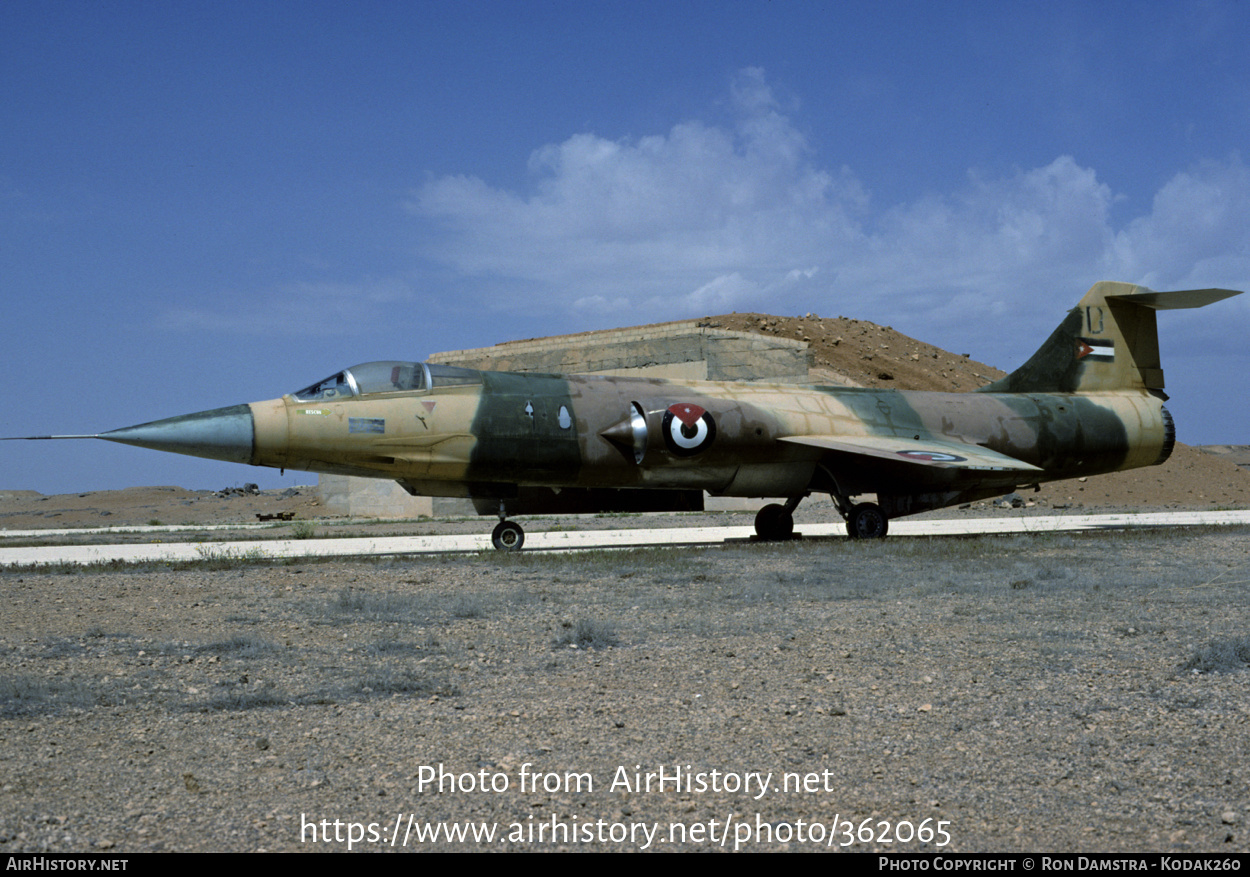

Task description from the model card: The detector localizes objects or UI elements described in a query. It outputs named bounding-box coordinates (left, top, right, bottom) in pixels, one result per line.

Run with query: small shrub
left=193, top=682, right=288, bottom=712
left=0, top=675, right=98, bottom=716
left=0, top=676, right=50, bottom=715
left=329, top=588, right=437, bottom=624
left=1180, top=636, right=1250, bottom=675
left=192, top=544, right=268, bottom=568
left=553, top=619, right=620, bottom=650
left=289, top=520, right=317, bottom=540
left=450, top=594, right=486, bottom=619
left=359, top=664, right=456, bottom=696
left=197, top=635, right=279, bottom=658
left=38, top=637, right=87, bottom=659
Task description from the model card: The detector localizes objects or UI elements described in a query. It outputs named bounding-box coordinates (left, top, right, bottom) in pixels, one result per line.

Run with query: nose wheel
left=491, top=520, right=525, bottom=551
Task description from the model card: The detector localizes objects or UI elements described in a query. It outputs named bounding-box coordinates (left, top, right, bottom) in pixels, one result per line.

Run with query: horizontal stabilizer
left=1105, top=288, right=1241, bottom=310
left=780, top=434, right=1042, bottom=472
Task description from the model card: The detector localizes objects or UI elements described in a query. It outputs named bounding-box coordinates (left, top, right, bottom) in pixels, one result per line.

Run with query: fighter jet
left=10, top=281, right=1241, bottom=549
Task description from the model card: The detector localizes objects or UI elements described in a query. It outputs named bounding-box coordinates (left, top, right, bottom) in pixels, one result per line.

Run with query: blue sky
left=4, top=0, right=1249, bottom=495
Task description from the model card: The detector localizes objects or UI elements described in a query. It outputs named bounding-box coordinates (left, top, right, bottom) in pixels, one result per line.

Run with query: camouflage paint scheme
left=32, top=282, right=1241, bottom=546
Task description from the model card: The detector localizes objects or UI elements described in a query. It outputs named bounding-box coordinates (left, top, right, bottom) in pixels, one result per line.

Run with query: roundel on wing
left=896, top=450, right=967, bottom=463
left=663, top=403, right=716, bottom=456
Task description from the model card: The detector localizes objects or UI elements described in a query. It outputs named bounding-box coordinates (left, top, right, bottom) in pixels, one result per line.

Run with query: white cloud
left=410, top=69, right=868, bottom=319
left=658, top=272, right=758, bottom=314
left=847, top=156, right=1123, bottom=329
left=409, top=70, right=1250, bottom=348
left=1113, top=156, right=1250, bottom=290
left=158, top=69, right=1248, bottom=368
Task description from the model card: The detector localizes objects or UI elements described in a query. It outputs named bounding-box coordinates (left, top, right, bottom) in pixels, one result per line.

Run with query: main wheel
left=491, top=520, right=525, bottom=551
left=754, top=503, right=794, bottom=541
left=846, top=503, right=889, bottom=539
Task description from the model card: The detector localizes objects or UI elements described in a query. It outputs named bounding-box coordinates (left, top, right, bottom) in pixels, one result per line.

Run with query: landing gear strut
left=754, top=495, right=803, bottom=541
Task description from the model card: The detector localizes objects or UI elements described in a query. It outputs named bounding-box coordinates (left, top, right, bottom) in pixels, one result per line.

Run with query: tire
left=846, top=503, right=888, bottom=539
left=491, top=520, right=525, bottom=551
left=754, top=503, right=794, bottom=541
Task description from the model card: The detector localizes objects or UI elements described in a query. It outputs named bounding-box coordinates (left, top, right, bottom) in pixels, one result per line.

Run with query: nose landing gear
left=491, top=501, right=525, bottom=550
left=491, top=520, right=525, bottom=550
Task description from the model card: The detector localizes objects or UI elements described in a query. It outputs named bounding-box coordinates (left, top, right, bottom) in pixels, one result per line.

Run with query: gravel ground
left=3, top=524, right=1250, bottom=852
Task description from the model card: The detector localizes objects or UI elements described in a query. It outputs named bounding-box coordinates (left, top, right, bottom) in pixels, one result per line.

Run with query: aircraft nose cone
left=100, top=404, right=255, bottom=465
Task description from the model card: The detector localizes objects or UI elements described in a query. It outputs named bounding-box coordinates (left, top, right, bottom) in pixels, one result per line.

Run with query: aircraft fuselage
left=240, top=372, right=1170, bottom=514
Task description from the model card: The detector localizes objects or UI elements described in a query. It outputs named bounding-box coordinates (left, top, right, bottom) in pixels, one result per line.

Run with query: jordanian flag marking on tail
left=1076, top=338, right=1114, bottom=361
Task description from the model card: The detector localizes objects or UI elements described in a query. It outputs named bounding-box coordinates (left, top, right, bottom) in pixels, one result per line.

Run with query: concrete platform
left=3, top=510, right=1249, bottom=566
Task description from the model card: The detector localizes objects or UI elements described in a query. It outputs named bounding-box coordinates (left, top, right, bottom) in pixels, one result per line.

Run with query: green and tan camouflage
left=12, top=282, right=1240, bottom=548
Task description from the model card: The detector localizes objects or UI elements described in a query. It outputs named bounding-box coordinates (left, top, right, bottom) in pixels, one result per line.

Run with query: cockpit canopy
left=292, top=361, right=481, bottom=402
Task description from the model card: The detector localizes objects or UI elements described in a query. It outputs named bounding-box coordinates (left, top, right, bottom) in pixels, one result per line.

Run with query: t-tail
left=979, top=281, right=1241, bottom=396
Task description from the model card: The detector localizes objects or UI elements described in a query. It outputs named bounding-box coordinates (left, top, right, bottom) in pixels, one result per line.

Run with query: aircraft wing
left=779, top=434, right=1044, bottom=472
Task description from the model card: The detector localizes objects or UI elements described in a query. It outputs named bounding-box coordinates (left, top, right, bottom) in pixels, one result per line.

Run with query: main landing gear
left=753, top=494, right=891, bottom=542
left=844, top=502, right=888, bottom=539
left=754, top=496, right=800, bottom=541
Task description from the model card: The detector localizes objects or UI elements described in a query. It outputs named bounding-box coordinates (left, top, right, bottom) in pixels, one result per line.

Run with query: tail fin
left=979, top=281, right=1240, bottom=395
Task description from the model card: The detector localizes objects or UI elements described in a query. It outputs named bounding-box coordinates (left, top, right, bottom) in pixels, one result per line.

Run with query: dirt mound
left=1030, top=443, right=1250, bottom=509
left=709, top=311, right=1005, bottom=391
left=0, top=484, right=322, bottom=530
